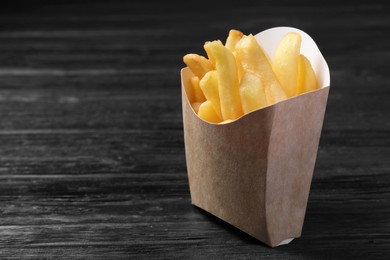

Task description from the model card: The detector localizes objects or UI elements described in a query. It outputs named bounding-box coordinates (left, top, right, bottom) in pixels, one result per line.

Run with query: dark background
left=0, top=0, right=389, bottom=259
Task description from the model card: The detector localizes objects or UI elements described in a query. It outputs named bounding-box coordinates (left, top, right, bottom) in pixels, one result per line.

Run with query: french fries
left=235, top=34, right=287, bottom=105
left=183, top=29, right=319, bottom=123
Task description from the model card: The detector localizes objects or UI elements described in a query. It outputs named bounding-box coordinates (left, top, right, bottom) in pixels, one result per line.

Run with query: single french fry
left=190, top=76, right=206, bottom=102
left=184, top=77, right=195, bottom=103
left=198, top=100, right=221, bottom=123
left=183, top=54, right=214, bottom=79
left=199, top=70, right=222, bottom=119
left=191, top=102, right=202, bottom=113
left=208, top=40, right=243, bottom=120
left=272, top=32, right=302, bottom=98
left=235, top=34, right=287, bottom=105
left=296, top=54, right=318, bottom=95
left=204, top=41, right=215, bottom=67
left=265, top=84, right=288, bottom=105
left=239, top=72, right=267, bottom=113
left=232, top=51, right=245, bottom=83
left=225, top=29, right=244, bottom=51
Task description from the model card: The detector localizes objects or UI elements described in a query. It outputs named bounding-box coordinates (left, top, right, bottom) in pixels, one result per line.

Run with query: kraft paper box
left=181, top=27, right=330, bottom=247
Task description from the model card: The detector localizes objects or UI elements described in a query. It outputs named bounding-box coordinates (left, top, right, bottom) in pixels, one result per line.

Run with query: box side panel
left=265, top=87, right=329, bottom=246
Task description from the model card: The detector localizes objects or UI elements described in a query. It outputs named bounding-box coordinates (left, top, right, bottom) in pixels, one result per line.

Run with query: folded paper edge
left=278, top=238, right=294, bottom=246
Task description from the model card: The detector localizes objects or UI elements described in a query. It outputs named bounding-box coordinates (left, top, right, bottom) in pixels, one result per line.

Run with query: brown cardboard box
left=181, top=27, right=330, bottom=247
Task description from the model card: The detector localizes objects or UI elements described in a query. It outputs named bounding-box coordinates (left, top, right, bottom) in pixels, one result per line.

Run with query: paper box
left=181, top=27, right=330, bottom=247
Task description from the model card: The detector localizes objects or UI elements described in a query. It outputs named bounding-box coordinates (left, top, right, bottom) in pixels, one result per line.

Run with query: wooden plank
left=0, top=0, right=389, bottom=258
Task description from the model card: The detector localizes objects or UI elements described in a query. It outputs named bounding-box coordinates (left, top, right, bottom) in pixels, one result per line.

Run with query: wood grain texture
left=0, top=0, right=389, bottom=259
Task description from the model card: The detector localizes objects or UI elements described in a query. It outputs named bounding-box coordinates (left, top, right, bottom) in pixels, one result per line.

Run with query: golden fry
left=232, top=51, right=245, bottom=83
left=239, top=72, right=267, bottom=113
left=203, top=41, right=215, bottom=67
left=190, top=76, right=206, bottom=102
left=296, top=54, right=318, bottom=94
left=191, top=102, right=202, bottom=113
left=184, top=77, right=195, bottom=103
left=235, top=34, right=287, bottom=105
left=199, top=70, right=222, bottom=119
left=272, top=32, right=302, bottom=98
left=225, top=29, right=244, bottom=51
left=198, top=100, right=221, bottom=123
left=208, top=40, right=243, bottom=120
left=183, top=54, right=214, bottom=79
left=265, top=84, right=289, bottom=105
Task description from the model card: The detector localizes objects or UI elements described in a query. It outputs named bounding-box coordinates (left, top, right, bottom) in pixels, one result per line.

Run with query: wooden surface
left=0, top=1, right=389, bottom=259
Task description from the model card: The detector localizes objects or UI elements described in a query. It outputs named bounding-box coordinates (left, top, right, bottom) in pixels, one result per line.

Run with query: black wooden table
left=0, top=1, right=389, bottom=259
